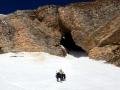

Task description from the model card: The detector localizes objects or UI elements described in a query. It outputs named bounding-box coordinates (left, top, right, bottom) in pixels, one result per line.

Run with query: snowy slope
left=0, top=52, right=120, bottom=90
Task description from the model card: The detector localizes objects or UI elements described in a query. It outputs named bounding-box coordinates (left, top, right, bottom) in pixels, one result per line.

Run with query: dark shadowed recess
left=0, top=47, right=4, bottom=54
left=60, top=32, right=87, bottom=57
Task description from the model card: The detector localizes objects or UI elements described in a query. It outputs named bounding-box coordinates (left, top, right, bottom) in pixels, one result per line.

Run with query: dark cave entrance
left=0, top=47, right=4, bottom=54
left=60, top=32, right=87, bottom=57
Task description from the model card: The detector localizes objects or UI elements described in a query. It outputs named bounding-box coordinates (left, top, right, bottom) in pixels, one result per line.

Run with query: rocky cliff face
left=0, top=0, right=120, bottom=66
left=0, top=6, right=66, bottom=56
left=59, top=0, right=120, bottom=66
left=59, top=0, right=120, bottom=51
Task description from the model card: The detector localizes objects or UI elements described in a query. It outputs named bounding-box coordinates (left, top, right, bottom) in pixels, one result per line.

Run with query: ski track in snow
left=0, top=52, right=120, bottom=90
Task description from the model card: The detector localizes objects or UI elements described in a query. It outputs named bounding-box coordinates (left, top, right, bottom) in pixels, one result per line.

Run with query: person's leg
left=61, top=74, right=64, bottom=81
left=60, top=77, right=62, bottom=82
left=64, top=74, right=66, bottom=80
left=57, top=77, right=59, bottom=82
left=56, top=73, right=60, bottom=82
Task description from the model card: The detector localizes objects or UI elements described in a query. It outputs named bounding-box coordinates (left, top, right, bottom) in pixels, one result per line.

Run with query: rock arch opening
left=60, top=32, right=87, bottom=57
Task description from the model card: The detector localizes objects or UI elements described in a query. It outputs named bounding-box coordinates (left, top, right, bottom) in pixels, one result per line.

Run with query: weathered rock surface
left=88, top=15, right=120, bottom=65
left=0, top=0, right=120, bottom=66
left=58, top=0, right=120, bottom=66
left=89, top=45, right=120, bottom=66
left=59, top=0, right=120, bottom=51
left=0, top=5, right=66, bottom=56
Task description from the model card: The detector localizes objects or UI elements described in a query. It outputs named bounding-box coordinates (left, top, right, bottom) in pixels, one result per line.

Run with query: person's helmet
left=59, top=69, right=63, bottom=73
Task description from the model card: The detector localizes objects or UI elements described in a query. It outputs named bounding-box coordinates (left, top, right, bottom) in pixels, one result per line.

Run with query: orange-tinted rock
left=89, top=45, right=120, bottom=66
left=59, top=0, right=120, bottom=51
left=0, top=5, right=66, bottom=56
left=0, top=0, right=120, bottom=66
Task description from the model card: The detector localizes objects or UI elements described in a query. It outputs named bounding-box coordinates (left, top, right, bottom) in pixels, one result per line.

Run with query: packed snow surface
left=0, top=52, right=120, bottom=90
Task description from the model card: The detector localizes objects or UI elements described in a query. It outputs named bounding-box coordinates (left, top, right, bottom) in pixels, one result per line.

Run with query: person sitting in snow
left=56, top=69, right=66, bottom=82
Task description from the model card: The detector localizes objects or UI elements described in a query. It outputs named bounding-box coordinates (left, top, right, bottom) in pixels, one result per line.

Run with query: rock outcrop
left=59, top=0, right=120, bottom=51
left=59, top=0, right=120, bottom=66
left=0, top=0, right=120, bottom=66
left=0, top=5, right=66, bottom=56
left=89, top=45, right=120, bottom=66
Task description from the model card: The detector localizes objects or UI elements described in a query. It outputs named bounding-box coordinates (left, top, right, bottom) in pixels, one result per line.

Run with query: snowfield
left=0, top=52, right=120, bottom=90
